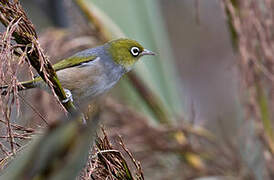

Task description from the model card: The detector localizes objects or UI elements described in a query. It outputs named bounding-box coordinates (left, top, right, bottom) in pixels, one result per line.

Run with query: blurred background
left=0, top=0, right=273, bottom=179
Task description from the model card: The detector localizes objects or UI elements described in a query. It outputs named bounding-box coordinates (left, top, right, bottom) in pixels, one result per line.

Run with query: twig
left=0, top=0, right=77, bottom=114
left=119, top=136, right=144, bottom=180
left=4, top=106, right=15, bottom=155
left=17, top=93, right=49, bottom=126
left=0, top=119, right=35, bottom=133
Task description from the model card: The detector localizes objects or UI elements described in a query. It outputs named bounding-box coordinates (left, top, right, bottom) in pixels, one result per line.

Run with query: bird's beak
left=141, top=49, right=156, bottom=56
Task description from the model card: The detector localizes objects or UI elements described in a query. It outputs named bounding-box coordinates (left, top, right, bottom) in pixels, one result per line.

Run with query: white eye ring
left=130, top=47, right=140, bottom=57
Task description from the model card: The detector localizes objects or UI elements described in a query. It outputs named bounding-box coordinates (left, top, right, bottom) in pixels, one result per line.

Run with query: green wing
left=53, top=55, right=98, bottom=71
left=0, top=55, right=98, bottom=93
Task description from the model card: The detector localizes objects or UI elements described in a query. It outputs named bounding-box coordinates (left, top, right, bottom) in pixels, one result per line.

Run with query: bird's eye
left=130, top=47, right=140, bottom=57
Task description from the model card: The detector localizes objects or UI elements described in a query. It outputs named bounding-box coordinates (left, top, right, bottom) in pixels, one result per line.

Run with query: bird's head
left=107, top=38, right=155, bottom=71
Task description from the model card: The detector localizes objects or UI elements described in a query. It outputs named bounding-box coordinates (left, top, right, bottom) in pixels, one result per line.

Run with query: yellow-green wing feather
left=53, top=55, right=97, bottom=71
left=0, top=55, right=98, bottom=93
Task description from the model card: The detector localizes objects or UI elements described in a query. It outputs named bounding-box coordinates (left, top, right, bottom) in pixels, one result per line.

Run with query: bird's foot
left=62, top=89, right=73, bottom=103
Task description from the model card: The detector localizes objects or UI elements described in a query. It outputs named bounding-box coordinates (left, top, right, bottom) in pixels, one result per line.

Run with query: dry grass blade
left=222, top=0, right=274, bottom=178
left=80, top=128, right=144, bottom=180
left=223, top=0, right=274, bottom=147
left=0, top=0, right=76, bottom=113
left=0, top=0, right=72, bottom=163
left=118, top=136, right=144, bottom=180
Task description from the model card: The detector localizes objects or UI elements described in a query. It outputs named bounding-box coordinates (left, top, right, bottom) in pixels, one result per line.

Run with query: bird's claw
left=62, top=89, right=73, bottom=103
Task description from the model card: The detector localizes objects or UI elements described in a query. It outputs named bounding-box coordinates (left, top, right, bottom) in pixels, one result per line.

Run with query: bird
left=1, top=38, right=155, bottom=107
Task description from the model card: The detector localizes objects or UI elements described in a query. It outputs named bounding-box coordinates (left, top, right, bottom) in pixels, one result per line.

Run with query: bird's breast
left=56, top=60, right=125, bottom=105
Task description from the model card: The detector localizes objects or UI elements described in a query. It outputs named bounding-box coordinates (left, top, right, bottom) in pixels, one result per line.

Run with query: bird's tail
left=0, top=80, right=37, bottom=96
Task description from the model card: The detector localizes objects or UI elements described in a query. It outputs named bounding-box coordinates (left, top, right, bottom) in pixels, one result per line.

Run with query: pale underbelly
left=56, top=67, right=120, bottom=106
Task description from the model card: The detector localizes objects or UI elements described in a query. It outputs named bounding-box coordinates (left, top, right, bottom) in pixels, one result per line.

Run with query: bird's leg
left=62, top=89, right=87, bottom=124
left=62, top=88, right=73, bottom=103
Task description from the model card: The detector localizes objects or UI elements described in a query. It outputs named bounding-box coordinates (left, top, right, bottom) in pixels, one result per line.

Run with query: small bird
left=1, top=38, right=155, bottom=107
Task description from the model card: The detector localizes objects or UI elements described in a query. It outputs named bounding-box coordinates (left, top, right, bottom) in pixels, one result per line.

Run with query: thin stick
left=17, top=93, right=49, bottom=126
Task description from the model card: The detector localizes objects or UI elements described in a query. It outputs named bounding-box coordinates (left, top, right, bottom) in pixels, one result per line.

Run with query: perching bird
left=1, top=38, right=155, bottom=107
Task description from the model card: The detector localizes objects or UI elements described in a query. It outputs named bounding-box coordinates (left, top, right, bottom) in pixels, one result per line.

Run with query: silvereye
left=1, top=38, right=155, bottom=107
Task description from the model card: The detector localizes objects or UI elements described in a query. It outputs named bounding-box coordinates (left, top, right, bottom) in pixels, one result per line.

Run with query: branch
left=0, top=0, right=76, bottom=113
